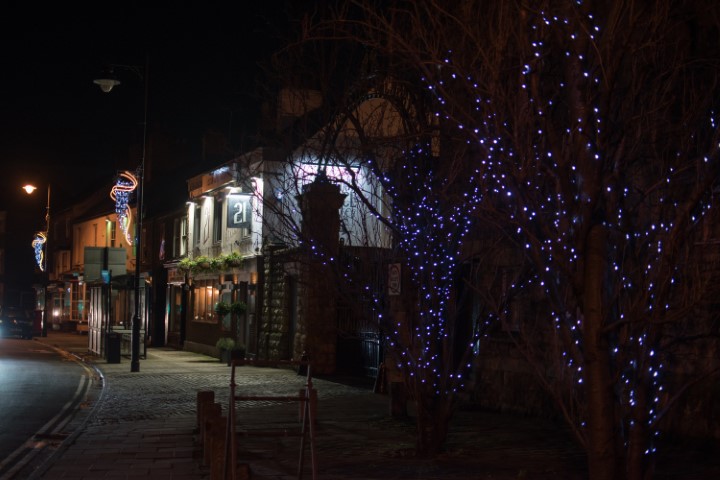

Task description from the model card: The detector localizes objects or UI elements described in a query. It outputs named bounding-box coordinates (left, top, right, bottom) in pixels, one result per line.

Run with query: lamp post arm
left=46, top=184, right=51, bottom=231
left=110, top=63, right=145, bottom=82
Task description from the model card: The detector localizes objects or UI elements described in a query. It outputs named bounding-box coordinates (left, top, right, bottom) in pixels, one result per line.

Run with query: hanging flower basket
left=178, top=257, right=193, bottom=272
left=177, top=253, right=245, bottom=275
left=230, top=301, right=247, bottom=316
left=214, top=301, right=231, bottom=317
left=223, top=252, right=244, bottom=269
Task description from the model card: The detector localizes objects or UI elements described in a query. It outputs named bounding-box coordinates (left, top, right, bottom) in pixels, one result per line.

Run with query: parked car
left=0, top=307, right=34, bottom=339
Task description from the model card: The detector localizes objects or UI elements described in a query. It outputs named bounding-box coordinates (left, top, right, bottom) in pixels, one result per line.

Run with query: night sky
left=0, top=2, right=298, bottom=300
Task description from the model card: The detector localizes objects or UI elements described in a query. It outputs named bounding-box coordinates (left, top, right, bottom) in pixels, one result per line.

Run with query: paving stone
left=24, top=332, right=720, bottom=480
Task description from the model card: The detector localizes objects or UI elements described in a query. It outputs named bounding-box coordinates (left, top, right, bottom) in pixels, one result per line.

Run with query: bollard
left=202, top=402, right=222, bottom=462
left=204, top=407, right=223, bottom=468
left=199, top=401, right=220, bottom=446
left=196, top=390, right=215, bottom=432
left=209, top=416, right=250, bottom=480
left=209, top=415, right=226, bottom=480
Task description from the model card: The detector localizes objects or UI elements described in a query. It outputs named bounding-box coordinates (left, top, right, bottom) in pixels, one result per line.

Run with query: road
left=0, top=337, right=95, bottom=479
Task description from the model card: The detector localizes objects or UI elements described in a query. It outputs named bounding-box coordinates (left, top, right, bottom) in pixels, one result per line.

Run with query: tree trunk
left=626, top=378, right=652, bottom=480
left=414, top=395, right=452, bottom=457
left=583, top=224, right=619, bottom=480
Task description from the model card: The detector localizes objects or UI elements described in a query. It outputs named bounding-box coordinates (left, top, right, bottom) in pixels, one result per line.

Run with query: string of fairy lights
left=380, top=145, right=483, bottom=395
left=526, top=5, right=688, bottom=456
left=420, top=1, right=717, bottom=460
left=280, top=0, right=718, bottom=465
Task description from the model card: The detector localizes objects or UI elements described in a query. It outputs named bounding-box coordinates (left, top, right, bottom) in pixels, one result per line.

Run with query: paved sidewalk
left=19, top=331, right=720, bottom=479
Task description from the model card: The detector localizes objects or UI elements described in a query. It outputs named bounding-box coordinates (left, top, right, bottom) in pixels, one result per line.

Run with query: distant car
left=0, top=308, right=34, bottom=339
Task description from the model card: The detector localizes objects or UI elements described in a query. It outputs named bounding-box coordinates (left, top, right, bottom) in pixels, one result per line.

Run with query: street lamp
left=95, top=54, right=149, bottom=373
left=23, top=183, right=50, bottom=337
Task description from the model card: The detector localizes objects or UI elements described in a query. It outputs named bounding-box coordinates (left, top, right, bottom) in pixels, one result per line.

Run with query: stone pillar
left=260, top=245, right=287, bottom=360
left=296, top=174, right=346, bottom=374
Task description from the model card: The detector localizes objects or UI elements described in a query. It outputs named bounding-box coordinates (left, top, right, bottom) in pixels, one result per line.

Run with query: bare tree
left=259, top=1, right=720, bottom=477
left=251, top=1, right=505, bottom=456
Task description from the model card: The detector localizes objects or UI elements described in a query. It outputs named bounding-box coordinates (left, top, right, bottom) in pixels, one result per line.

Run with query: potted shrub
left=215, top=337, right=235, bottom=363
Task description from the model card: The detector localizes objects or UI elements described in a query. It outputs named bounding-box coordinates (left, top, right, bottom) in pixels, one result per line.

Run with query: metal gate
left=360, top=331, right=380, bottom=377
left=336, top=301, right=381, bottom=378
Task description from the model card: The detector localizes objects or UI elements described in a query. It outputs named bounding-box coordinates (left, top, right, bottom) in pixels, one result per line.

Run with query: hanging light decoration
left=32, top=231, right=47, bottom=271
left=110, top=170, right=138, bottom=245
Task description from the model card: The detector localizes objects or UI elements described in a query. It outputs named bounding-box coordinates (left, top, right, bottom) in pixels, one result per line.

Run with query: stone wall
left=259, top=246, right=290, bottom=360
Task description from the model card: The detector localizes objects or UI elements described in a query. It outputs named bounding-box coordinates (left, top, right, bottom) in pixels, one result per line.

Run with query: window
left=109, top=220, right=116, bottom=247
left=180, top=217, right=188, bottom=256
left=173, top=217, right=188, bottom=258
left=193, top=205, right=201, bottom=246
left=213, top=196, right=223, bottom=243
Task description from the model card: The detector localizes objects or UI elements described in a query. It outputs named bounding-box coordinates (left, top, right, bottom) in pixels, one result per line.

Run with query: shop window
left=192, top=279, right=219, bottom=324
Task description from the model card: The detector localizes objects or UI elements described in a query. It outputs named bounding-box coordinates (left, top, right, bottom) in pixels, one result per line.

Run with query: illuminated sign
left=226, top=194, right=251, bottom=229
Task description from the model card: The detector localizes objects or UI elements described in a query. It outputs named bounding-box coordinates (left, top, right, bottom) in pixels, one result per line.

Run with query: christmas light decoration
left=32, top=231, right=46, bottom=271
left=262, top=0, right=719, bottom=466
left=403, top=1, right=720, bottom=472
left=110, top=171, right=138, bottom=245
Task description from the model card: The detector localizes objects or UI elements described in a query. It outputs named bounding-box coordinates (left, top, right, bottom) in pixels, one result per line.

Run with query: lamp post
left=95, top=54, right=149, bottom=373
left=23, top=183, right=50, bottom=337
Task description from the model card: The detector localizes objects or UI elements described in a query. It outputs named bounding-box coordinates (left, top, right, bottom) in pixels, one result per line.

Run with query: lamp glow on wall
left=110, top=170, right=138, bottom=245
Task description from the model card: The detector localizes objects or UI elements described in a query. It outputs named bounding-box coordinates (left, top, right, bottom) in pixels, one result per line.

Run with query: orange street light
left=23, top=182, right=51, bottom=337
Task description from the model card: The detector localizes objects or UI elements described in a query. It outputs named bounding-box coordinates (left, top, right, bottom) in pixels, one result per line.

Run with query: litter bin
left=106, top=332, right=121, bottom=364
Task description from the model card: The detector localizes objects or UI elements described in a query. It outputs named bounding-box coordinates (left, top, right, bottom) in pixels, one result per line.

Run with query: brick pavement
left=19, top=331, right=720, bottom=480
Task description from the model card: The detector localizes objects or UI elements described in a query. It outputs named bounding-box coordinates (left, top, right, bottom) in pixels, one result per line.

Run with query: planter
left=226, top=348, right=246, bottom=366
left=220, top=348, right=232, bottom=365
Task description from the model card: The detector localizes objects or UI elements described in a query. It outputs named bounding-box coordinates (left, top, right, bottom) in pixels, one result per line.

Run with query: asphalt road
left=0, top=338, right=94, bottom=479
